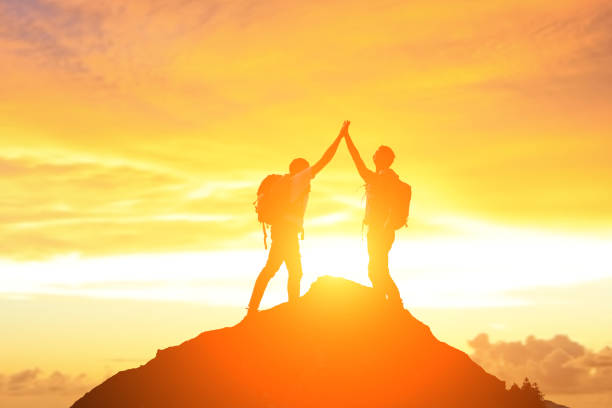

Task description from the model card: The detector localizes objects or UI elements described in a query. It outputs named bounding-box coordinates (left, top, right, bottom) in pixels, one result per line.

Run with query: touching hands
left=339, top=120, right=350, bottom=139
left=312, top=120, right=351, bottom=176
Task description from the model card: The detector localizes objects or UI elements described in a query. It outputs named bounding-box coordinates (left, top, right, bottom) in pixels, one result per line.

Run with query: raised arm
left=344, top=125, right=375, bottom=182
left=310, top=121, right=348, bottom=177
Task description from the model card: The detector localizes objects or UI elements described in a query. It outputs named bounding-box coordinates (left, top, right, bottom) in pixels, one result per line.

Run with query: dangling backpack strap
left=361, top=183, right=369, bottom=237
left=262, top=223, right=268, bottom=250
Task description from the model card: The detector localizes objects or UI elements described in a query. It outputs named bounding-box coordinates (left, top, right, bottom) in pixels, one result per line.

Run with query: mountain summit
left=72, top=276, right=545, bottom=407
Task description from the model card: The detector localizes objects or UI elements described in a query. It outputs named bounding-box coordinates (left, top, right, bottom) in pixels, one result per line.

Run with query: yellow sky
left=1, top=0, right=611, bottom=260
left=1, top=0, right=611, bottom=407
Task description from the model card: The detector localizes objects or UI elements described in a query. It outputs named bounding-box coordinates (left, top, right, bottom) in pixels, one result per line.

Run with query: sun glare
left=2, top=217, right=610, bottom=310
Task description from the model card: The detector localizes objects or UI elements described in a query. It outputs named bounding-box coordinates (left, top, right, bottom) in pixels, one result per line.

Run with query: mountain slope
left=72, top=276, right=542, bottom=408
left=544, top=400, right=570, bottom=408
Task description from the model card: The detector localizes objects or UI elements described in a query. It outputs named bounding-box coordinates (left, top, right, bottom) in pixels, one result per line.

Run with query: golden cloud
left=470, top=333, right=612, bottom=394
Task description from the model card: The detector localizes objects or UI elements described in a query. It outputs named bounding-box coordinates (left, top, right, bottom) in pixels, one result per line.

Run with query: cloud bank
left=469, top=333, right=612, bottom=394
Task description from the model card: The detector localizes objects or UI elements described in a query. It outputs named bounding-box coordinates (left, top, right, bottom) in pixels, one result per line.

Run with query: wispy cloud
left=0, top=155, right=257, bottom=259
left=0, top=0, right=108, bottom=73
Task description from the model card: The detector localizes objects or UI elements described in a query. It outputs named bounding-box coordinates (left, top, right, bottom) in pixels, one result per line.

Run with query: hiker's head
left=289, top=158, right=310, bottom=175
left=373, top=145, right=395, bottom=170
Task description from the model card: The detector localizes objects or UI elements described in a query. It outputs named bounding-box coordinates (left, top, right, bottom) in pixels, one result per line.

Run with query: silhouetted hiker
left=342, top=122, right=411, bottom=308
left=246, top=121, right=348, bottom=318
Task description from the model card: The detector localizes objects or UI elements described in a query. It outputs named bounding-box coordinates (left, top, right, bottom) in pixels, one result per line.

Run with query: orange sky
left=1, top=0, right=612, bottom=407
left=1, top=0, right=611, bottom=260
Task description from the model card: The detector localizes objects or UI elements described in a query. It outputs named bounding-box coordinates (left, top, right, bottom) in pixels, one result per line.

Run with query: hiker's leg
left=248, top=242, right=283, bottom=311
left=285, top=234, right=303, bottom=303
left=379, top=231, right=402, bottom=306
left=367, top=227, right=387, bottom=300
left=380, top=269, right=402, bottom=305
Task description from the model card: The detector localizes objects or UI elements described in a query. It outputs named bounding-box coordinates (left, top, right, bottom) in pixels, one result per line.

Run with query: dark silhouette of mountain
left=544, top=401, right=570, bottom=408
left=72, top=276, right=551, bottom=408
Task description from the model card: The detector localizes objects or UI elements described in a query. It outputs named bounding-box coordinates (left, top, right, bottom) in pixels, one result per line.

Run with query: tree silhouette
left=522, top=377, right=545, bottom=405
left=505, top=377, right=545, bottom=407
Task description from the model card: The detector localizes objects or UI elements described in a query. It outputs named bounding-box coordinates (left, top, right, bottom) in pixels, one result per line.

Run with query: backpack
left=253, top=174, right=291, bottom=248
left=387, top=180, right=412, bottom=229
left=364, top=173, right=412, bottom=230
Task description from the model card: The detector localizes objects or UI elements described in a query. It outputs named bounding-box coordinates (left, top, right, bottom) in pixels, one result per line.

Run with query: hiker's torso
left=364, top=168, right=398, bottom=227
left=276, top=167, right=312, bottom=235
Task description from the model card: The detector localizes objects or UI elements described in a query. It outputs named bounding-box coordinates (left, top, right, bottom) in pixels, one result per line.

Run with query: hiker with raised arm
left=245, top=121, right=349, bottom=319
left=342, top=121, right=411, bottom=308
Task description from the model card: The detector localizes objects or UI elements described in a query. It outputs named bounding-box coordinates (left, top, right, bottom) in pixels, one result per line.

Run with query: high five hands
left=339, top=120, right=351, bottom=139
